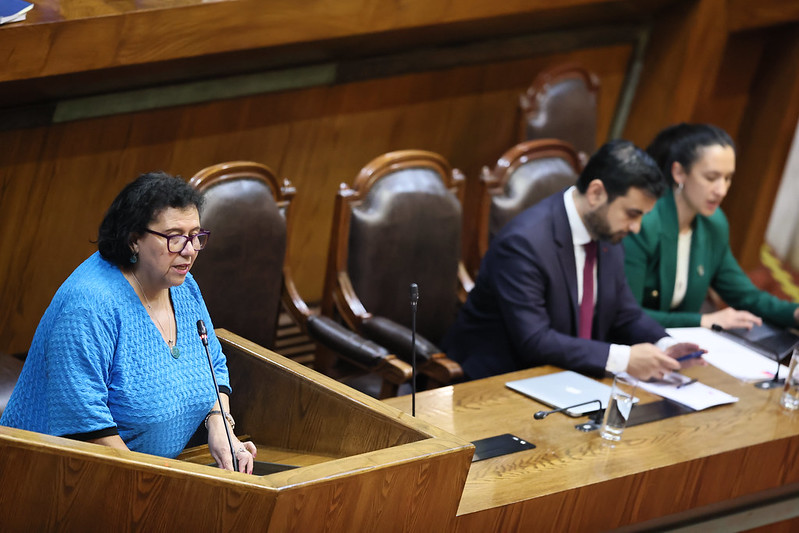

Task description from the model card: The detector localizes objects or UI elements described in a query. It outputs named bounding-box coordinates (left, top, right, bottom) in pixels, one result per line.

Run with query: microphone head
left=410, top=283, right=419, bottom=303
left=533, top=411, right=548, bottom=420
left=196, top=319, right=207, bottom=337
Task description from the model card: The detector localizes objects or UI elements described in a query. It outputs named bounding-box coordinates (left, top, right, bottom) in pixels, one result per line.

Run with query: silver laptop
left=506, top=371, right=616, bottom=417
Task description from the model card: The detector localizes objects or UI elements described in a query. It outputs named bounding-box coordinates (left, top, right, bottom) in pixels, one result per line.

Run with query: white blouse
left=671, top=230, right=693, bottom=309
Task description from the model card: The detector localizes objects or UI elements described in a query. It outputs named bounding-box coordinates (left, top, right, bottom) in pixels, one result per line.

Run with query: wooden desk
left=385, top=365, right=799, bottom=531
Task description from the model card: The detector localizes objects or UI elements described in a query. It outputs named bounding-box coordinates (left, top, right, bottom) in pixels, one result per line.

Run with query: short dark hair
left=97, top=171, right=204, bottom=267
left=646, top=123, right=735, bottom=186
left=576, top=139, right=666, bottom=202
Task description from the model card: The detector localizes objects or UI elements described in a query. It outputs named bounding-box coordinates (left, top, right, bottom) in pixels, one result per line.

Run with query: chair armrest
left=306, top=315, right=412, bottom=396
left=360, top=316, right=440, bottom=363
left=305, top=315, right=392, bottom=370
left=360, top=316, right=462, bottom=385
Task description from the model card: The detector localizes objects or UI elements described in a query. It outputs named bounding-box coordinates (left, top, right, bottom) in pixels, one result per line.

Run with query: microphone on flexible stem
left=534, top=399, right=605, bottom=432
left=197, top=320, right=239, bottom=472
left=410, top=283, right=419, bottom=417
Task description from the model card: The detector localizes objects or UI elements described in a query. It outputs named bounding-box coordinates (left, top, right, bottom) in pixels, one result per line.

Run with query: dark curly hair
left=97, top=172, right=204, bottom=268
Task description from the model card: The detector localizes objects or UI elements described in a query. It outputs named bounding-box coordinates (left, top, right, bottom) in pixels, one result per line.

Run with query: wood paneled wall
left=622, top=0, right=799, bottom=271
left=0, top=45, right=632, bottom=355
left=3, top=0, right=799, bottom=356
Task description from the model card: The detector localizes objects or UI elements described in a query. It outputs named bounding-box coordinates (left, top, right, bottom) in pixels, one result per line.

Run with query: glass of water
left=781, top=347, right=799, bottom=411
left=600, top=374, right=638, bottom=441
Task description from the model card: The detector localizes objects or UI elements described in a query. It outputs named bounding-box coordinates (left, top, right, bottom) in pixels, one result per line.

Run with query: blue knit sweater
left=1, top=252, right=230, bottom=458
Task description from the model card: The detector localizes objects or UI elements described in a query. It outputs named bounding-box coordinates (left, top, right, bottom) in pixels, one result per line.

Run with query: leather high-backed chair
left=322, top=151, right=471, bottom=386
left=519, top=64, right=599, bottom=166
left=189, top=161, right=411, bottom=398
left=470, top=139, right=581, bottom=274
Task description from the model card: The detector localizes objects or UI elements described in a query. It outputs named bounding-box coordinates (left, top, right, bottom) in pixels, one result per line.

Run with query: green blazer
left=623, top=189, right=798, bottom=328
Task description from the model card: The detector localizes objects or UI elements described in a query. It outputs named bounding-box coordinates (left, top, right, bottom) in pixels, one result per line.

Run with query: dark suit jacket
left=443, top=192, right=667, bottom=379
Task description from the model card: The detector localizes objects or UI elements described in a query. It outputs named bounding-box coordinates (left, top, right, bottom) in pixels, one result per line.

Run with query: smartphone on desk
left=471, top=433, right=536, bottom=462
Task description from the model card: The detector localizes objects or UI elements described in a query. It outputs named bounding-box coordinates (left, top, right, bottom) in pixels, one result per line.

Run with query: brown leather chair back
left=330, top=151, right=465, bottom=345
left=189, top=162, right=295, bottom=350
left=472, top=140, right=581, bottom=272
left=519, top=64, right=599, bottom=162
left=0, top=353, right=24, bottom=416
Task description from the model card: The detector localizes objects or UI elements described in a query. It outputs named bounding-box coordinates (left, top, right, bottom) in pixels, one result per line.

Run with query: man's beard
left=584, top=204, right=628, bottom=244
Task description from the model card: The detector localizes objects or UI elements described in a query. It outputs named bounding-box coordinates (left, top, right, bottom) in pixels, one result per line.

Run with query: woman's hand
left=207, top=414, right=258, bottom=474
left=700, top=307, right=762, bottom=330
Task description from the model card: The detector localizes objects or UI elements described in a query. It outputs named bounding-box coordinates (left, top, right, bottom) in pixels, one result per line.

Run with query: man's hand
left=627, top=343, right=681, bottom=381
left=665, top=342, right=708, bottom=369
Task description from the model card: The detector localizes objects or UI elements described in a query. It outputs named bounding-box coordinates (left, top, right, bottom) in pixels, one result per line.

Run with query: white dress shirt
left=563, top=188, right=674, bottom=373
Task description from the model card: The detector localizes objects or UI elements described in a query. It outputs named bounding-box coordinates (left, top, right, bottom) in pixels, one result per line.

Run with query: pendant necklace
left=131, top=272, right=181, bottom=359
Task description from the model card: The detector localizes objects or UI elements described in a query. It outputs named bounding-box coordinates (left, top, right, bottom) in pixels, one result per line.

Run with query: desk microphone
left=755, top=355, right=786, bottom=390
left=197, top=319, right=239, bottom=472
left=534, top=399, right=604, bottom=424
left=410, top=283, right=419, bottom=417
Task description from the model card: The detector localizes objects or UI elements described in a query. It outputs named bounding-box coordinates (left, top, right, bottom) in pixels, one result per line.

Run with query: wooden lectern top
left=0, top=329, right=473, bottom=532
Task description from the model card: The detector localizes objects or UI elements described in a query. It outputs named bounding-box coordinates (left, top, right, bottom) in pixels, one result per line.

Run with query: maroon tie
left=579, top=241, right=597, bottom=339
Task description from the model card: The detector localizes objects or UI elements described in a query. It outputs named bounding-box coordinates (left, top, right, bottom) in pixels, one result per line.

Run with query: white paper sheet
left=629, top=371, right=739, bottom=411
left=667, top=327, right=788, bottom=382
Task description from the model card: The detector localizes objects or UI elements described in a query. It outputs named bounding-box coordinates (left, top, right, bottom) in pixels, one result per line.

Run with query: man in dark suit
left=444, top=140, right=699, bottom=381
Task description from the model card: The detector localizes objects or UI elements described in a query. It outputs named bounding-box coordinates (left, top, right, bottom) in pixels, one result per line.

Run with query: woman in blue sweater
left=624, top=123, right=799, bottom=330
left=1, top=172, right=257, bottom=472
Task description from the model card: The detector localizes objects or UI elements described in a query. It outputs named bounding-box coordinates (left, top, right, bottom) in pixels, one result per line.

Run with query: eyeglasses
left=145, top=229, right=210, bottom=253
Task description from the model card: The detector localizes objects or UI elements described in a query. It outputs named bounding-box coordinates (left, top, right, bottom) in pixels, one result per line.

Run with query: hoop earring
left=129, top=252, right=138, bottom=264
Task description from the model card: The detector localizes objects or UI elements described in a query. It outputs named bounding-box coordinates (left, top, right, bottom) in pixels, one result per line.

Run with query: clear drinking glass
left=780, top=347, right=799, bottom=411
left=600, top=374, right=638, bottom=441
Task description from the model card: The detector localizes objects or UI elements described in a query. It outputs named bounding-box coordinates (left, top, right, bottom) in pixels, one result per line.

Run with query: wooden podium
left=0, top=330, right=473, bottom=532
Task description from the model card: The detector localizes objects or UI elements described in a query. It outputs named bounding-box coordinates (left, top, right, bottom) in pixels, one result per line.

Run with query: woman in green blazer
left=624, top=123, right=799, bottom=329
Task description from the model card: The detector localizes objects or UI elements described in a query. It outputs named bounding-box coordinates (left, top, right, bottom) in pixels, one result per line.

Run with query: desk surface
left=384, top=364, right=799, bottom=531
